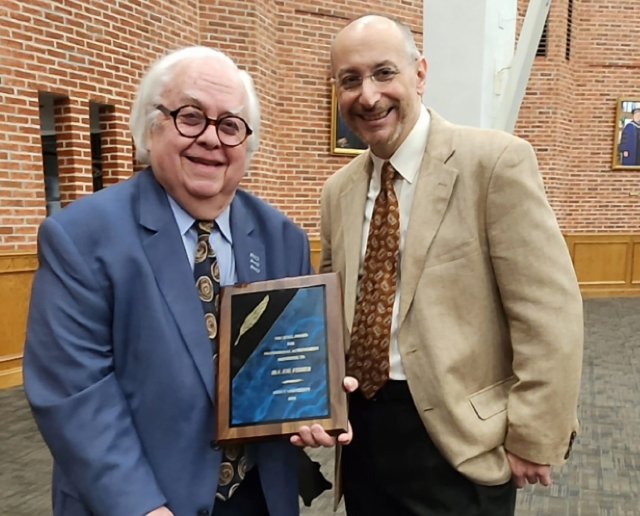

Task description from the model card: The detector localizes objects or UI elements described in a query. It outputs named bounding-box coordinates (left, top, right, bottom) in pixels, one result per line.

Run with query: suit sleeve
left=287, top=222, right=312, bottom=276
left=301, top=230, right=313, bottom=276
left=23, top=217, right=166, bottom=515
left=485, top=138, right=584, bottom=465
left=319, top=182, right=333, bottom=274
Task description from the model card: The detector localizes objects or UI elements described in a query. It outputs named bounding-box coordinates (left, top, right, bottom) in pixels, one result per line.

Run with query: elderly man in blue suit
left=24, top=46, right=353, bottom=516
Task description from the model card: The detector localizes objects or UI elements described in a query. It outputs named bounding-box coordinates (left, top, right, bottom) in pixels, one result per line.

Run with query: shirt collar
left=166, top=194, right=233, bottom=244
left=370, top=104, right=430, bottom=183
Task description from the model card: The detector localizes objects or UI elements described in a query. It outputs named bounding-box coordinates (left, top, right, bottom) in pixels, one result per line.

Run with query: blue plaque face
left=229, top=285, right=329, bottom=426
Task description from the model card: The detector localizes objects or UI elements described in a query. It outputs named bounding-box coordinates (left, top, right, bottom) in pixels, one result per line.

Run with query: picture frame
left=612, top=97, right=640, bottom=170
left=330, top=85, right=368, bottom=155
left=215, top=273, right=348, bottom=444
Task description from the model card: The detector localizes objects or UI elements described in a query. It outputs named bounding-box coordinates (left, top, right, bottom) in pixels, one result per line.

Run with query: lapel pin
left=249, top=252, right=261, bottom=273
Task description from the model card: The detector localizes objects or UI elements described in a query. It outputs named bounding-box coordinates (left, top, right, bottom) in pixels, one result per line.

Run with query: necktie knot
left=194, top=221, right=216, bottom=264
left=381, top=161, right=396, bottom=189
left=195, top=220, right=215, bottom=237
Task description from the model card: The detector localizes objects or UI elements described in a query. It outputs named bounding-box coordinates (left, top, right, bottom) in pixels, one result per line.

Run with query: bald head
left=329, top=14, right=427, bottom=159
left=331, top=15, right=419, bottom=74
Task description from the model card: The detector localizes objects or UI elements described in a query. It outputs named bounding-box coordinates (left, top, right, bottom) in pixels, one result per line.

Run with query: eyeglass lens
left=173, top=105, right=250, bottom=146
left=337, top=66, right=400, bottom=91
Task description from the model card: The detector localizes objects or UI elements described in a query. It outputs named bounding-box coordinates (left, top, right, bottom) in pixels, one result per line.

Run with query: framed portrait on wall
left=330, top=86, right=367, bottom=155
left=612, top=97, right=640, bottom=170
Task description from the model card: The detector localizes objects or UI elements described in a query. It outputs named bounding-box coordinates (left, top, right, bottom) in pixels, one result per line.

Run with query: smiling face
left=332, top=16, right=427, bottom=159
left=147, top=56, right=248, bottom=220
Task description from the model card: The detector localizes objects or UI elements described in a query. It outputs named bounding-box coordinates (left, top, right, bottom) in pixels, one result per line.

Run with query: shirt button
left=197, top=509, right=210, bottom=516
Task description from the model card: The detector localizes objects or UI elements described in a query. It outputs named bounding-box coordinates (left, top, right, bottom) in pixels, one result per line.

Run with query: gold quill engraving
left=233, top=295, right=270, bottom=347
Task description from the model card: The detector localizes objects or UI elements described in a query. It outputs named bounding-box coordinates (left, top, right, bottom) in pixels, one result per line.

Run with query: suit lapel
left=398, top=112, right=458, bottom=327
left=339, top=155, right=370, bottom=332
left=137, top=169, right=215, bottom=402
left=230, top=194, right=267, bottom=283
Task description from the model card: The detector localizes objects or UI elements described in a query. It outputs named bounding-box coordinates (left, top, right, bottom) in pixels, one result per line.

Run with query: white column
left=422, top=0, right=517, bottom=128
left=493, top=0, right=552, bottom=132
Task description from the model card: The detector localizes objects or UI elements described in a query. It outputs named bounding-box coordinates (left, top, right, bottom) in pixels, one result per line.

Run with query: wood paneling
left=310, top=237, right=321, bottom=273
left=565, top=234, right=640, bottom=297
left=0, top=253, right=37, bottom=388
left=2, top=235, right=637, bottom=389
left=311, top=234, right=640, bottom=299
left=633, top=243, right=640, bottom=285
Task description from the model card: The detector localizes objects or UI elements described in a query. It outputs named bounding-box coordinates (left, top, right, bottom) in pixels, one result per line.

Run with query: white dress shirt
left=361, top=104, right=430, bottom=379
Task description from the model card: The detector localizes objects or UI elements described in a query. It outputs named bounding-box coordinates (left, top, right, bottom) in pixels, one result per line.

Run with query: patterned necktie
left=194, top=221, right=221, bottom=356
left=346, top=162, right=400, bottom=399
left=193, top=221, right=247, bottom=501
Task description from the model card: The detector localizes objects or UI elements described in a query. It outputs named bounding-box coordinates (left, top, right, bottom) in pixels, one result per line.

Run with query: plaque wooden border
left=216, top=272, right=347, bottom=444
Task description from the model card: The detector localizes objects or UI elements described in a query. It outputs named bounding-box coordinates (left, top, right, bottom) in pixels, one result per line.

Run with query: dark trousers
left=342, top=381, right=516, bottom=516
left=212, top=466, right=270, bottom=516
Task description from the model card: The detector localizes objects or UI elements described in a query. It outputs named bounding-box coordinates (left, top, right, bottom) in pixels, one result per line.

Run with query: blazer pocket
left=468, top=376, right=516, bottom=421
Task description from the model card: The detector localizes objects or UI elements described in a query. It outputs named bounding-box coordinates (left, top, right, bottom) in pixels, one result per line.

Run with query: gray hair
left=129, top=46, right=261, bottom=164
left=238, top=70, right=260, bottom=160
left=397, top=20, right=421, bottom=61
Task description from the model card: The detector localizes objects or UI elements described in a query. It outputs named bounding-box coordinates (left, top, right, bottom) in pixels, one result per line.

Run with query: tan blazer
left=320, top=110, right=583, bottom=488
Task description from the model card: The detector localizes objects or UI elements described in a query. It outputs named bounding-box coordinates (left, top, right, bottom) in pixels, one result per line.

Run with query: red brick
left=0, top=0, right=637, bottom=254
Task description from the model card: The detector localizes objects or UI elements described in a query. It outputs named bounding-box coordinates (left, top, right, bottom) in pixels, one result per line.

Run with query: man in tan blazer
left=320, top=14, right=583, bottom=515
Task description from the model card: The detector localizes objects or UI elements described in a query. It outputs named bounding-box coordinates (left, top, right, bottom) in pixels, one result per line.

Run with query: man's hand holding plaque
left=289, top=376, right=358, bottom=447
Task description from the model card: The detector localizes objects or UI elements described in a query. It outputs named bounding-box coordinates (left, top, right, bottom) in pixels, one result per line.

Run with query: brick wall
left=0, top=0, right=201, bottom=252
left=516, top=0, right=640, bottom=232
left=1, top=0, right=638, bottom=255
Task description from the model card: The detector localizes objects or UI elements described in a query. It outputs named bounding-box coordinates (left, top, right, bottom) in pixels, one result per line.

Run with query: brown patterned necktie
left=193, top=221, right=247, bottom=501
left=346, top=161, right=400, bottom=399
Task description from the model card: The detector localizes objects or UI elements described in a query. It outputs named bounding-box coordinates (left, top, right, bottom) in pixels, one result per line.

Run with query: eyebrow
left=174, top=95, right=203, bottom=108
left=337, top=60, right=397, bottom=76
left=175, top=95, right=245, bottom=117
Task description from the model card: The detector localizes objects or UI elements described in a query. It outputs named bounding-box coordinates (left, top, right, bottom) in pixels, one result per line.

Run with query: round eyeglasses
left=155, top=104, right=253, bottom=147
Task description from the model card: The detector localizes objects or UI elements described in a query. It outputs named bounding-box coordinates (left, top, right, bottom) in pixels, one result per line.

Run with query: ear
left=415, top=56, right=428, bottom=97
left=144, top=128, right=154, bottom=155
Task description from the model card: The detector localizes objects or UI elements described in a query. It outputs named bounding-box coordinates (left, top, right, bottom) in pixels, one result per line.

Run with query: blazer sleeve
left=298, top=227, right=313, bottom=276
left=319, top=181, right=333, bottom=275
left=485, top=138, right=584, bottom=465
left=23, top=217, right=166, bottom=515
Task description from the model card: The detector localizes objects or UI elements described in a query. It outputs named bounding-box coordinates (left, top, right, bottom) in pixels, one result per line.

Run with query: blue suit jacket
left=24, top=168, right=311, bottom=516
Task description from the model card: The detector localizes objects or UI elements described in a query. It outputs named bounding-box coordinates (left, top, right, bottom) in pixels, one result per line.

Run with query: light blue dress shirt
left=166, top=194, right=237, bottom=286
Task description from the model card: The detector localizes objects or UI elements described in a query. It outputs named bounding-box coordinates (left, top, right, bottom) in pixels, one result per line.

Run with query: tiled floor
left=1, top=297, right=639, bottom=515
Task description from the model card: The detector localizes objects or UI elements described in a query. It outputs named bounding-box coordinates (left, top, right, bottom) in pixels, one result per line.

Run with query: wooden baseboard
left=0, top=367, right=23, bottom=389
left=0, top=353, right=25, bottom=389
